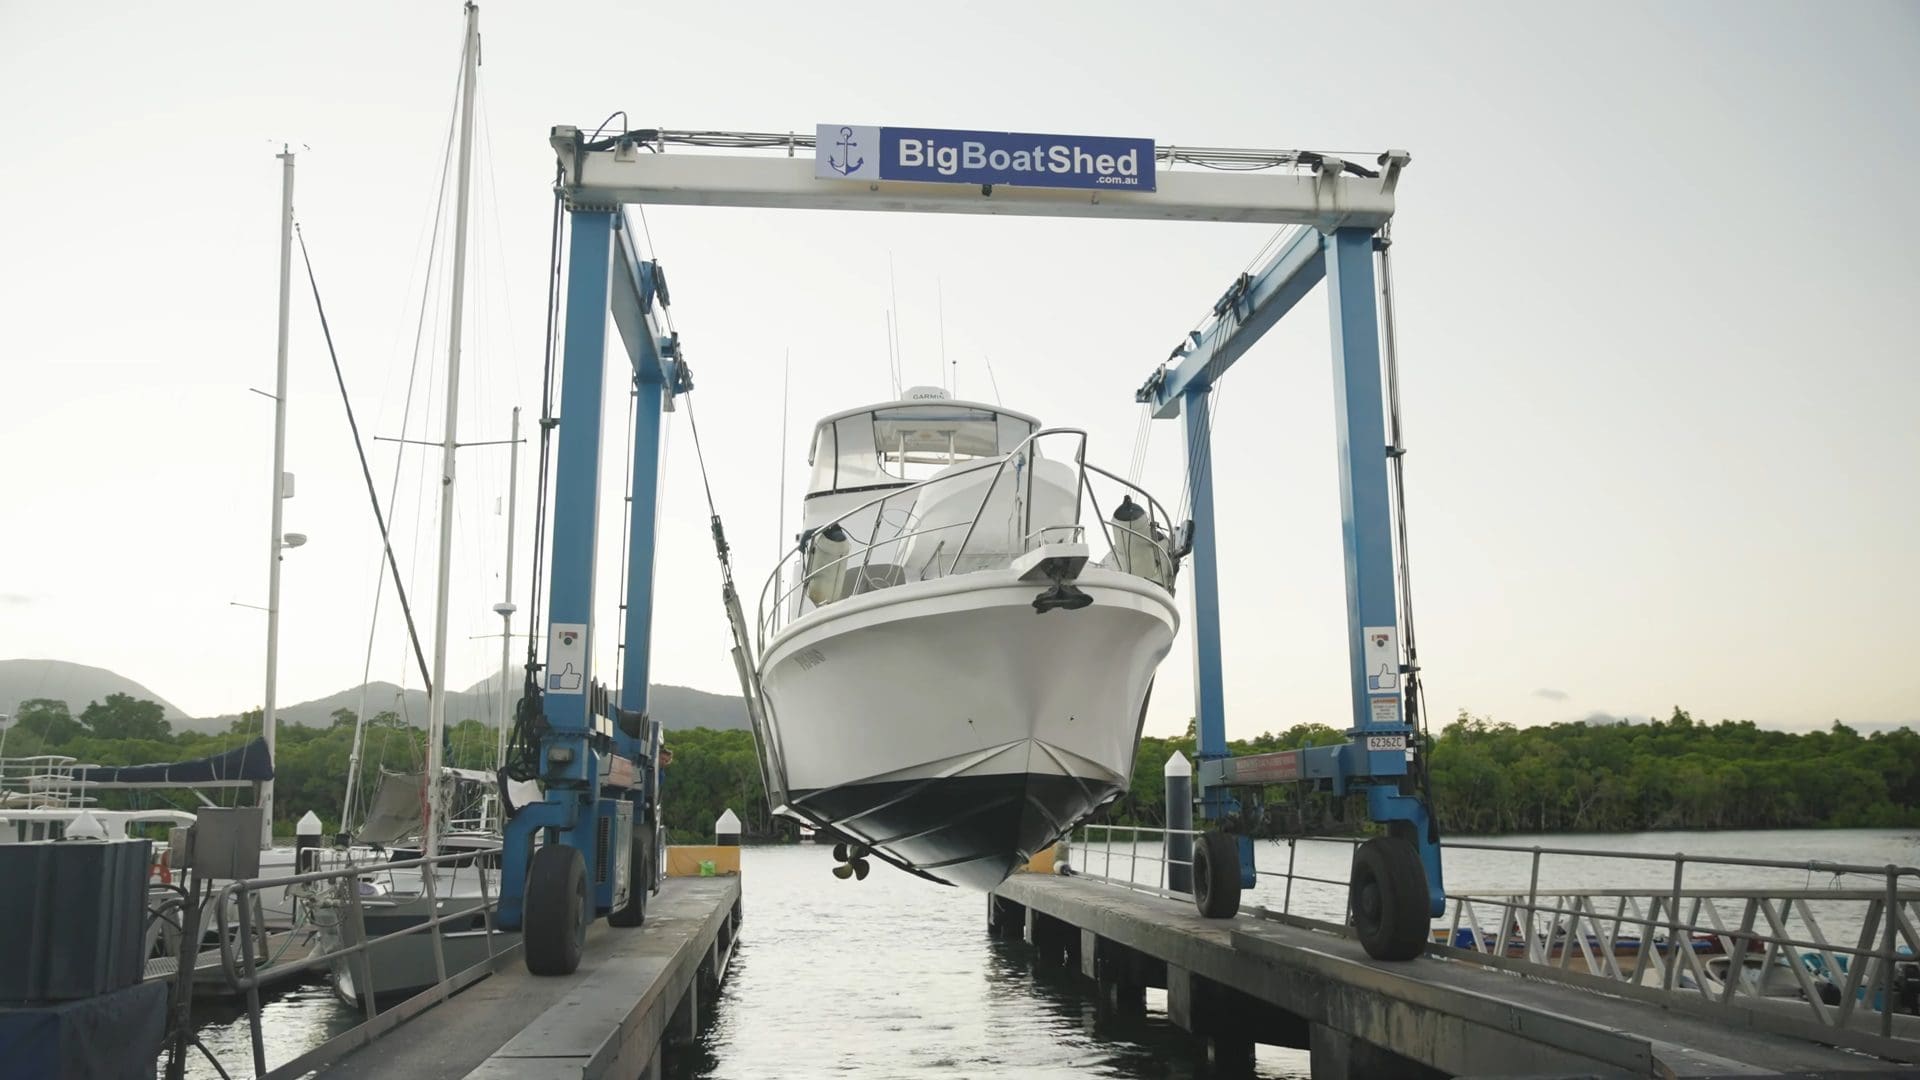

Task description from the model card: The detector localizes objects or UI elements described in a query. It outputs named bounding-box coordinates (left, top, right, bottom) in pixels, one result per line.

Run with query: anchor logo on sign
left=826, top=126, right=864, bottom=176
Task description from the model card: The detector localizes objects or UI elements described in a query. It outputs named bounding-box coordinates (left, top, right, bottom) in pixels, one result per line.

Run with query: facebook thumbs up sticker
left=547, top=622, right=588, bottom=695
left=1362, top=626, right=1399, bottom=693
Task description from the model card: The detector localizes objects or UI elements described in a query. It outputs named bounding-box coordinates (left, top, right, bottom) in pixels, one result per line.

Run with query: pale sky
left=1, top=1, right=1915, bottom=738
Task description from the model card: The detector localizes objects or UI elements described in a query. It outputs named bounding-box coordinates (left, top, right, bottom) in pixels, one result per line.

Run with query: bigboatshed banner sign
left=815, top=124, right=1156, bottom=192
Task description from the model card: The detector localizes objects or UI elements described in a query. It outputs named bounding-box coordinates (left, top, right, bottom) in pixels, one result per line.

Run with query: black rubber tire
left=1350, top=835, right=1430, bottom=961
left=607, top=824, right=651, bottom=928
left=1191, top=832, right=1242, bottom=919
left=525, top=844, right=587, bottom=975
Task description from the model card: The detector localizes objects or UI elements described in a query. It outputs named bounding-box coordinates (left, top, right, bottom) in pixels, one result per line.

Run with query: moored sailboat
left=308, top=2, right=528, bottom=1007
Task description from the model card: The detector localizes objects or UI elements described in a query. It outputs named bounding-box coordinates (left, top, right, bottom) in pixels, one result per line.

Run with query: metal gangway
left=1069, top=825, right=1920, bottom=1060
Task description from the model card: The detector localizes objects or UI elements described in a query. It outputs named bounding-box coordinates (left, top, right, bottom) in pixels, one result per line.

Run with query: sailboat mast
left=261, top=146, right=295, bottom=850
left=495, top=405, right=520, bottom=768
left=426, top=1, right=480, bottom=860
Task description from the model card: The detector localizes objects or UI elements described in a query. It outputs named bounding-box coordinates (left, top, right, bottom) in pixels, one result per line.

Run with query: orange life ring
left=150, top=849, right=172, bottom=886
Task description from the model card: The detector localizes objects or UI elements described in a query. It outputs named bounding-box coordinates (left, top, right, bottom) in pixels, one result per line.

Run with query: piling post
left=988, top=893, right=1025, bottom=938
left=295, top=811, right=322, bottom=874
left=1166, top=752, right=1193, bottom=894
left=715, top=809, right=741, bottom=847
left=668, top=982, right=700, bottom=1045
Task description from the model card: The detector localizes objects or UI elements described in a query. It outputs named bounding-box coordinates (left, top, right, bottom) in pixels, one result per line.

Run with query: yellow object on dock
left=667, top=844, right=742, bottom=876
left=1017, top=843, right=1062, bottom=874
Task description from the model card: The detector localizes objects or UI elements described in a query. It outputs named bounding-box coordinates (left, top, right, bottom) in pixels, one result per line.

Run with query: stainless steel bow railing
left=756, top=427, right=1180, bottom=652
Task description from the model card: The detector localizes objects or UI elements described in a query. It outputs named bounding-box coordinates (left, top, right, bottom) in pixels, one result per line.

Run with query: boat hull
left=760, top=567, right=1177, bottom=890
left=325, top=891, right=513, bottom=1007
left=331, top=925, right=517, bottom=1008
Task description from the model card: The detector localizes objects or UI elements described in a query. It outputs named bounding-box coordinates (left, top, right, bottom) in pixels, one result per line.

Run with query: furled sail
left=67, top=736, right=274, bottom=786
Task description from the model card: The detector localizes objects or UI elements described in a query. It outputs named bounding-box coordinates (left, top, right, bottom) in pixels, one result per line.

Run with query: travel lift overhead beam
left=507, top=126, right=1432, bottom=975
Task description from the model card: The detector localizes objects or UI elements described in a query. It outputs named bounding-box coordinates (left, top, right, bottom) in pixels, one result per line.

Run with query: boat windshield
left=807, top=403, right=1036, bottom=494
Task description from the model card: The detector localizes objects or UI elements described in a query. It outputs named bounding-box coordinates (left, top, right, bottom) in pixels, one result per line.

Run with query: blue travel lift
left=1136, top=192, right=1448, bottom=961
left=497, top=127, right=1440, bottom=972
left=495, top=209, right=686, bottom=975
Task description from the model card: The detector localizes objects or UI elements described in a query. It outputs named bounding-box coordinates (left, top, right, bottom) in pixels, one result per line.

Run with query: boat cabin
left=764, top=385, right=1181, bottom=646
left=0, top=807, right=196, bottom=844
left=788, top=387, right=1098, bottom=616
left=802, top=387, right=1040, bottom=529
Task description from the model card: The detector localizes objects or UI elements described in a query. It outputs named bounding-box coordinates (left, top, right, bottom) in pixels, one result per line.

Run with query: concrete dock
left=992, top=873, right=1917, bottom=1078
left=309, top=875, right=740, bottom=1080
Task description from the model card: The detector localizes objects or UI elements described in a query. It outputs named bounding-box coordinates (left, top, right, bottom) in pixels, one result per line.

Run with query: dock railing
left=167, top=849, right=513, bottom=1080
left=1068, top=825, right=1920, bottom=1054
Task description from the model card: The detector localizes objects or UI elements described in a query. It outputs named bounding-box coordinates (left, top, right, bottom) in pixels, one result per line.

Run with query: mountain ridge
left=0, top=659, right=747, bottom=734
left=0, top=659, right=193, bottom=722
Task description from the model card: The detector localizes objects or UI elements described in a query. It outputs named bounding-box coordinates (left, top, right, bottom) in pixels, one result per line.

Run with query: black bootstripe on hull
left=790, top=772, right=1122, bottom=891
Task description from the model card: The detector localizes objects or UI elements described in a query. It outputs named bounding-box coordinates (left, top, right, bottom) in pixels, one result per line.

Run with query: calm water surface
left=189, top=828, right=1920, bottom=1078
left=683, top=843, right=1311, bottom=1079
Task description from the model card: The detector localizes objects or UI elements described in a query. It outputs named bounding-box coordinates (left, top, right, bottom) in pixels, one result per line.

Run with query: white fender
left=1110, top=496, right=1171, bottom=589
left=804, top=523, right=851, bottom=606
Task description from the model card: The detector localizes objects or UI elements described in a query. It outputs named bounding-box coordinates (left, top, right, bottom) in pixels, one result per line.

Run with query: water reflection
left=686, top=846, right=1308, bottom=1078
left=188, top=979, right=355, bottom=1078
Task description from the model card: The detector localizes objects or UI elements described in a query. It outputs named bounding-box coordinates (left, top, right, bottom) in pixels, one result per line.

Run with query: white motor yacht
left=753, top=388, right=1183, bottom=889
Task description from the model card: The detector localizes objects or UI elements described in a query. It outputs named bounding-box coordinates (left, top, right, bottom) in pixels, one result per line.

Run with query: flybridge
left=815, top=124, right=1156, bottom=192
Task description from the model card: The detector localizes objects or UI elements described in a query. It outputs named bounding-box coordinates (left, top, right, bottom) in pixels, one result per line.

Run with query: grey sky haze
left=1, top=1, right=1915, bottom=739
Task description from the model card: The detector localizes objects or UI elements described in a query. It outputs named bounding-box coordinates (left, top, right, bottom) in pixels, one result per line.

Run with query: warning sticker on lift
left=1370, top=697, right=1401, bottom=726
left=547, top=622, right=587, bottom=695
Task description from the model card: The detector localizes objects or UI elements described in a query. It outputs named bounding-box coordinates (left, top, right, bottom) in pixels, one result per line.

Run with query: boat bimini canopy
left=807, top=387, right=1039, bottom=498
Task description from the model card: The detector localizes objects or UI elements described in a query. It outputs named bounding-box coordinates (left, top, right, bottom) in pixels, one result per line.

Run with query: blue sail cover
left=68, top=737, right=273, bottom=786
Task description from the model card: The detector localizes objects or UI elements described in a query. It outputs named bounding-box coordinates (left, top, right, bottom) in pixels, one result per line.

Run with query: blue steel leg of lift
left=618, top=373, right=664, bottom=887
left=1324, top=226, right=1443, bottom=914
left=1182, top=384, right=1233, bottom=822
left=499, top=210, right=618, bottom=929
left=618, top=374, right=664, bottom=745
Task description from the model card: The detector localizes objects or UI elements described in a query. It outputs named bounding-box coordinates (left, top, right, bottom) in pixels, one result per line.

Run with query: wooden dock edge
left=468, top=875, right=741, bottom=1079
left=298, top=876, right=741, bottom=1080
